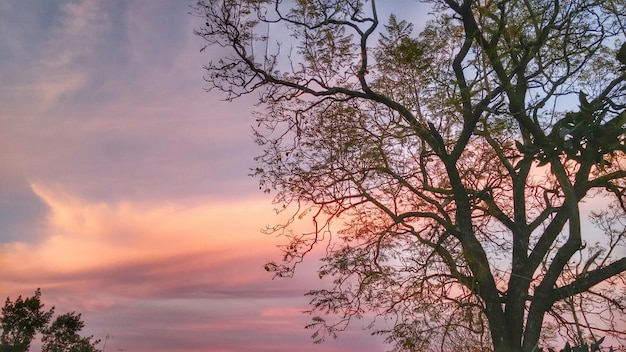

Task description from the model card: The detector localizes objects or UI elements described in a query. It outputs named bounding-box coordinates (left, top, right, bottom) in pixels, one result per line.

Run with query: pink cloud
left=1, top=183, right=279, bottom=291
left=0, top=183, right=392, bottom=352
left=260, top=306, right=307, bottom=318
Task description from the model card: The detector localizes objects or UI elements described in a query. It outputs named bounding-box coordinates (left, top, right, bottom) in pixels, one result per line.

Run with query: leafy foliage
left=538, top=337, right=613, bottom=352
left=0, top=290, right=100, bottom=352
left=42, top=312, right=100, bottom=352
left=0, top=289, right=53, bottom=352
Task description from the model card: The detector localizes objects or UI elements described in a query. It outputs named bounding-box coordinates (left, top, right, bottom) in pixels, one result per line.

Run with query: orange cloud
left=0, top=183, right=280, bottom=296
left=0, top=183, right=393, bottom=352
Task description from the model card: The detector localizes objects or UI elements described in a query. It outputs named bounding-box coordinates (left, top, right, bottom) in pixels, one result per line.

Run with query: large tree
left=195, top=0, right=626, bottom=351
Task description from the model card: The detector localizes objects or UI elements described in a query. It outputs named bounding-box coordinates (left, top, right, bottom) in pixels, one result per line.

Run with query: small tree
left=0, top=289, right=54, bottom=352
left=42, top=312, right=100, bottom=352
left=195, top=0, right=626, bottom=351
left=0, top=290, right=100, bottom=352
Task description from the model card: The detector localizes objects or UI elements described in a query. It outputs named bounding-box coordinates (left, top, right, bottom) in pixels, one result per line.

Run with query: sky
left=0, top=1, right=429, bottom=351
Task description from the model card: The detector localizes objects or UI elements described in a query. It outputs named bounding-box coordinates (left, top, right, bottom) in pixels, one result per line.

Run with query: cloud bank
left=0, top=183, right=385, bottom=351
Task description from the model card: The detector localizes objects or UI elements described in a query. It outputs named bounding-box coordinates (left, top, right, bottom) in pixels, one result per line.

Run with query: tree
left=0, top=290, right=100, bottom=352
left=0, top=289, right=54, bottom=352
left=42, top=312, right=100, bottom=352
left=194, top=0, right=626, bottom=351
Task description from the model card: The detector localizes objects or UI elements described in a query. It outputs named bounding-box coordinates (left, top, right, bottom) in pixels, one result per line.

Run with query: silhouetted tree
left=195, top=0, right=626, bottom=351
left=0, top=290, right=100, bottom=352
left=0, top=289, right=53, bottom=352
left=42, top=312, right=100, bottom=352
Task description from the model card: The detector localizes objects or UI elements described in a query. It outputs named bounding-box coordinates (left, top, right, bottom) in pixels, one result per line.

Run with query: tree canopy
left=195, top=0, right=626, bottom=351
left=0, top=290, right=100, bottom=352
left=0, top=289, right=53, bottom=352
left=42, top=312, right=101, bottom=352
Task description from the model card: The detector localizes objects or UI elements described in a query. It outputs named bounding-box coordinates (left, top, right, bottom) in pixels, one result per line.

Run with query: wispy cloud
left=0, top=0, right=108, bottom=115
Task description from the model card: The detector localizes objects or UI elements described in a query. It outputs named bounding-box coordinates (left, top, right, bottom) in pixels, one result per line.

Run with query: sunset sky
left=0, top=1, right=432, bottom=351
